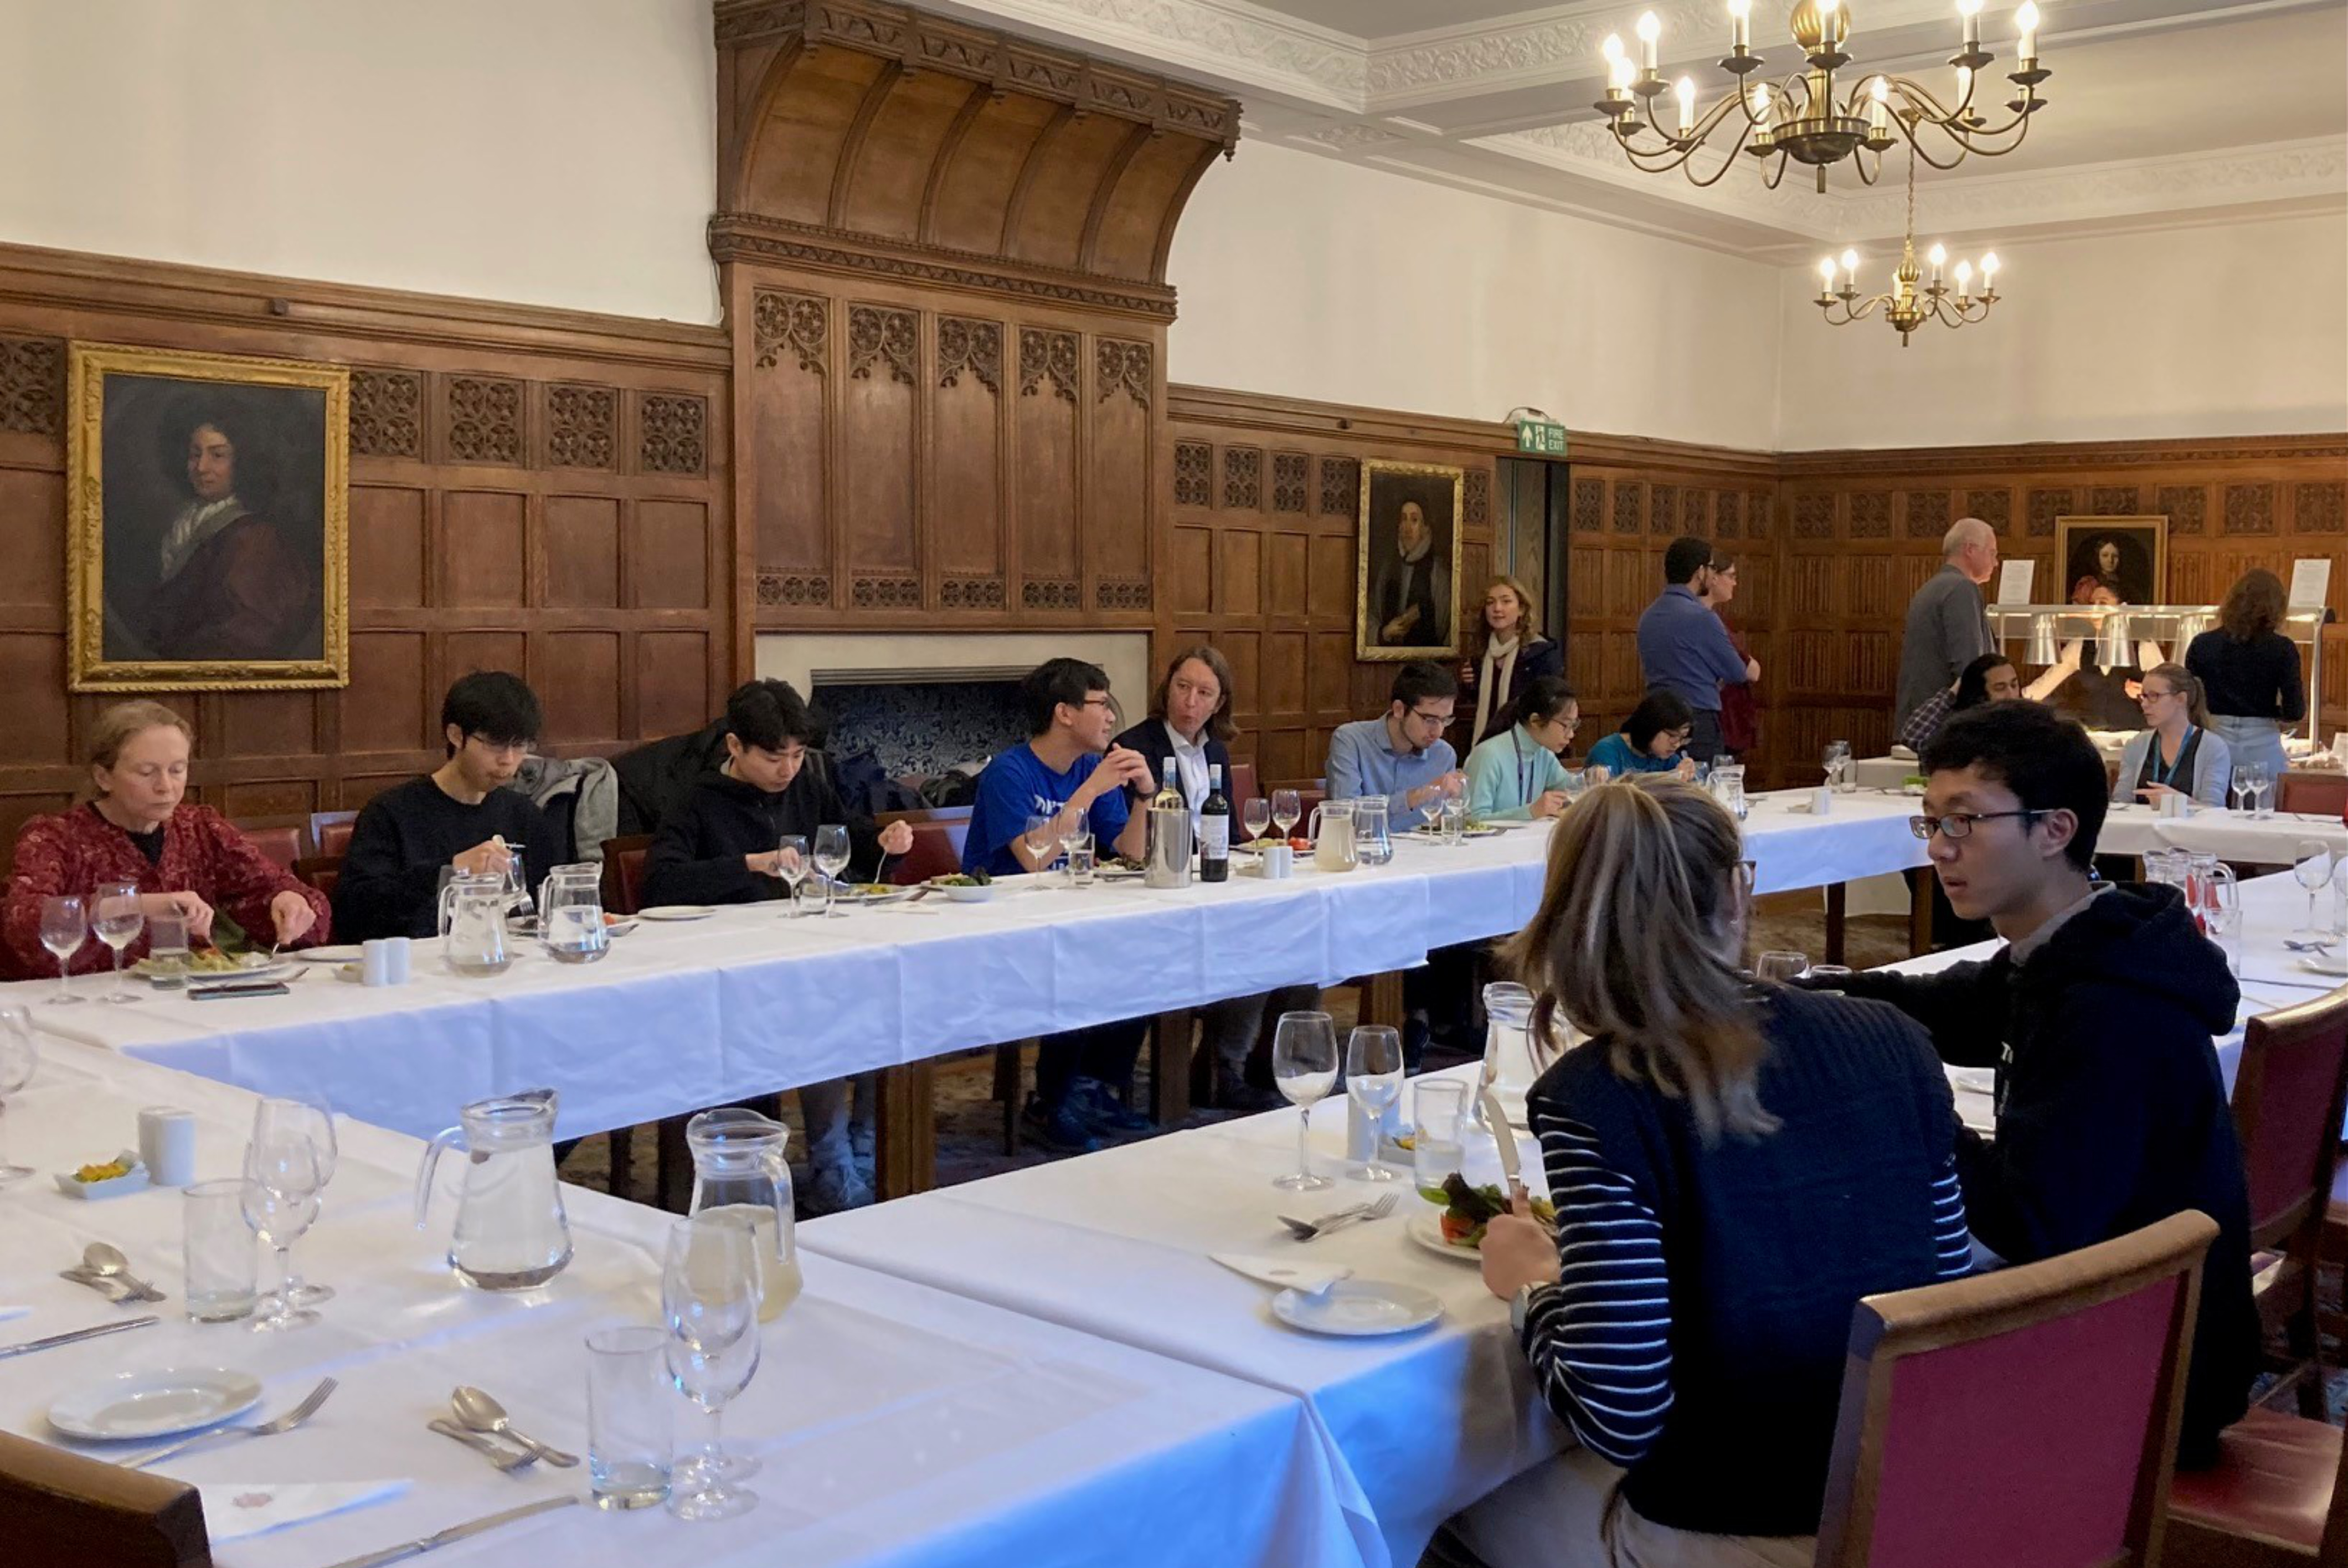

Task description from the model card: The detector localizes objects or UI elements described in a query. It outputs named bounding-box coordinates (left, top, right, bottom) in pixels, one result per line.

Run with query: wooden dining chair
left=308, top=810, right=357, bottom=860
left=291, top=854, right=342, bottom=902
left=228, top=814, right=306, bottom=870
left=2228, top=987, right=2348, bottom=1417
left=598, top=834, right=654, bottom=916
left=1814, top=1209, right=2216, bottom=1568
left=2167, top=1407, right=2348, bottom=1566
left=1228, top=760, right=1260, bottom=811
left=2275, top=772, right=2348, bottom=821
left=0, top=1428, right=210, bottom=1567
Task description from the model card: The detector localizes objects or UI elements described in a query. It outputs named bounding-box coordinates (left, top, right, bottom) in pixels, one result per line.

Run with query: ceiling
left=925, top=0, right=2348, bottom=259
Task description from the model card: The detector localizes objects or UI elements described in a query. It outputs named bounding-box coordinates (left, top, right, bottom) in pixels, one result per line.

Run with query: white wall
left=0, top=0, right=719, bottom=324
left=1773, top=212, right=2348, bottom=450
left=1166, top=141, right=1785, bottom=451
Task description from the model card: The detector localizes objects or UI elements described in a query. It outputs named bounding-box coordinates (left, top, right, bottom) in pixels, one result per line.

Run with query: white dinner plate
left=2297, top=951, right=2348, bottom=978
left=187, top=960, right=298, bottom=988
left=49, top=1366, right=262, bottom=1441
left=636, top=906, right=716, bottom=922
left=1271, top=1278, right=1444, bottom=1337
left=294, top=945, right=365, bottom=964
left=1406, top=1210, right=1482, bottom=1266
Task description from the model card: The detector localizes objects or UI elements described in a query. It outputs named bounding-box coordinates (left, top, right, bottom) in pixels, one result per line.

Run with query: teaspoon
left=81, top=1243, right=166, bottom=1302
left=450, top=1385, right=579, bottom=1467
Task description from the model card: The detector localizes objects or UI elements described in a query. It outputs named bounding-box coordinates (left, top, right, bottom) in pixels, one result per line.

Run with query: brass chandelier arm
left=1604, top=88, right=1789, bottom=187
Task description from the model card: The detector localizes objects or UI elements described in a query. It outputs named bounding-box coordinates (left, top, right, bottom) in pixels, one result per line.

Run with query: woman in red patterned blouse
left=2, top=702, right=329, bottom=979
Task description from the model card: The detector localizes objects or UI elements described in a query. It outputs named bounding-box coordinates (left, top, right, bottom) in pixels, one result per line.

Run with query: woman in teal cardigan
left=1465, top=677, right=1579, bottom=821
left=1584, top=690, right=1698, bottom=781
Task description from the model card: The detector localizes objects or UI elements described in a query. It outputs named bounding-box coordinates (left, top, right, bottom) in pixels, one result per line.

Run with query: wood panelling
left=0, top=243, right=732, bottom=876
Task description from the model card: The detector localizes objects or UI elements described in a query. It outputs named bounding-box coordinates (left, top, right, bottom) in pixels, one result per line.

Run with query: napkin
left=197, top=1479, right=410, bottom=1543
left=1211, top=1253, right=1352, bottom=1293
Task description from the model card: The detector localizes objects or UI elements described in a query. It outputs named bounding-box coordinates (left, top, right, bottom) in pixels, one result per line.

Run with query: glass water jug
left=1476, top=982, right=1538, bottom=1129
left=437, top=871, right=512, bottom=977
left=686, top=1107, right=801, bottom=1323
left=1353, top=797, right=1393, bottom=866
left=537, top=862, right=609, bottom=964
left=414, top=1088, right=573, bottom=1291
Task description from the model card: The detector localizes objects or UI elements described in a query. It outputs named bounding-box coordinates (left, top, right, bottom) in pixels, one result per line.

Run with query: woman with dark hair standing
left=1437, top=781, right=1968, bottom=1565
left=2186, top=568, right=2303, bottom=783
left=1458, top=575, right=1562, bottom=747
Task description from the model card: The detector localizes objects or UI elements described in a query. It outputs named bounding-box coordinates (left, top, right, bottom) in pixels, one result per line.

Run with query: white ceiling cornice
left=927, top=0, right=1368, bottom=107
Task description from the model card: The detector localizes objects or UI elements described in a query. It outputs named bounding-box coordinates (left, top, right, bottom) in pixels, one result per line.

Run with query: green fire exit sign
left=1515, top=420, right=1567, bottom=456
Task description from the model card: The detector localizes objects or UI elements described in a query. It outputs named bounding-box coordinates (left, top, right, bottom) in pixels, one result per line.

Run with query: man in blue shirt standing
left=965, top=658, right=1156, bottom=1152
left=1635, top=536, right=1758, bottom=764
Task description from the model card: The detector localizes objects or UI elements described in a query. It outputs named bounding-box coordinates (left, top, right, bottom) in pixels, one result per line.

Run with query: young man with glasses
left=1829, top=699, right=2255, bottom=1466
left=334, top=670, right=558, bottom=941
left=966, top=658, right=1157, bottom=1152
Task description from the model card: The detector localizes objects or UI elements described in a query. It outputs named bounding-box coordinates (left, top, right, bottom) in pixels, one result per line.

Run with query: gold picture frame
left=68, top=342, right=349, bottom=692
left=1356, top=459, right=1465, bottom=661
left=2055, top=515, right=2167, bottom=609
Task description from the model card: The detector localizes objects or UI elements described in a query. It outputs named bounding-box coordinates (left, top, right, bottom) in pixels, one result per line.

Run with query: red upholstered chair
left=1228, top=761, right=1260, bottom=813
left=886, top=817, right=970, bottom=886
left=2167, top=1407, right=2348, bottom=1566
left=2277, top=771, right=2348, bottom=820
left=292, top=855, right=341, bottom=902
left=310, top=811, right=357, bottom=860
left=229, top=817, right=306, bottom=870
left=1815, top=1210, right=2216, bottom=1568
left=2228, top=988, right=2348, bottom=1417
left=599, top=835, right=653, bottom=917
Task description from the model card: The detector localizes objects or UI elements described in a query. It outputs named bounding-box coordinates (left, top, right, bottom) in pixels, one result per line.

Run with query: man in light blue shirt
left=1635, top=535, right=1757, bottom=764
left=1325, top=661, right=1467, bottom=826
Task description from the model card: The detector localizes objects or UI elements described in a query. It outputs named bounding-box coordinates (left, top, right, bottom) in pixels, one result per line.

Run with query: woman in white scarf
left=1459, top=575, right=1562, bottom=747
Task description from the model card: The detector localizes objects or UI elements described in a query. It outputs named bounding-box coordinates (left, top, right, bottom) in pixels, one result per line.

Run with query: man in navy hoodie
left=1831, top=700, right=2256, bottom=1466
left=642, top=679, right=912, bottom=1212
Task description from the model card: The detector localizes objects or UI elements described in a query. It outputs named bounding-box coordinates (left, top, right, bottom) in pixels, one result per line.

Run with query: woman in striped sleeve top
left=1438, top=779, right=1972, bottom=1568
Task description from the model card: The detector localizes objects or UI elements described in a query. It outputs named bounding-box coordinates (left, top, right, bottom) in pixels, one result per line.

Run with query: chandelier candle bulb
left=2015, top=1, right=2038, bottom=61
left=1637, top=11, right=1660, bottom=72
left=1729, top=0, right=1750, bottom=51
left=1981, top=251, right=1999, bottom=290
left=1959, top=0, right=1983, bottom=49
left=1954, top=258, right=1973, bottom=300
left=1676, top=75, right=1696, bottom=133
left=1841, top=248, right=1860, bottom=286
left=1927, top=243, right=1946, bottom=285
left=1819, top=257, right=1838, bottom=297
left=1867, top=75, right=1890, bottom=134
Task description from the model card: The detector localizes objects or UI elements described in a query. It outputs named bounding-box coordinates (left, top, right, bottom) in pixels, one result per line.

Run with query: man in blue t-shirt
left=965, top=658, right=1156, bottom=1152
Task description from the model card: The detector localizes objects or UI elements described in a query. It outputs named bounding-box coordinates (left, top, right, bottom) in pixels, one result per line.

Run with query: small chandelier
left=1592, top=0, right=2051, bottom=194
left=1815, top=146, right=2002, bottom=345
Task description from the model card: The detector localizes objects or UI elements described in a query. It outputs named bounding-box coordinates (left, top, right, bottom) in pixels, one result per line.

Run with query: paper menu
left=1995, top=560, right=2035, bottom=606
left=2289, top=558, right=2331, bottom=611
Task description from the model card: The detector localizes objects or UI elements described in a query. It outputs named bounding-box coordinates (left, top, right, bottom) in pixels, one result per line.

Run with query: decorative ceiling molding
left=930, top=0, right=1366, bottom=107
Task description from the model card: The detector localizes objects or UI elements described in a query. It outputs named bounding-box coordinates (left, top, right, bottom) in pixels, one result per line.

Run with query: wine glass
left=1271, top=789, right=1302, bottom=844
left=1242, top=797, right=1271, bottom=850
left=272, top=1096, right=338, bottom=1307
left=1754, top=951, right=1810, bottom=984
left=1344, top=1025, right=1404, bottom=1183
left=775, top=834, right=808, bottom=916
left=1270, top=1010, right=1338, bottom=1192
left=813, top=824, right=851, bottom=917
left=662, top=1213, right=764, bottom=1521
left=241, top=1123, right=323, bottom=1333
left=2293, top=842, right=2332, bottom=939
left=91, top=881, right=143, bottom=1004
left=38, top=896, right=87, bottom=1005
left=2229, top=771, right=2252, bottom=814
left=1023, top=812, right=1060, bottom=879
left=0, top=1007, right=37, bottom=1187
left=1822, top=740, right=1851, bottom=788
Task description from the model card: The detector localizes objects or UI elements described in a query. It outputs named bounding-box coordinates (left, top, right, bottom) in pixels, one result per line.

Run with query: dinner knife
left=0, top=1314, right=159, bottom=1359
left=317, top=1495, right=578, bottom=1568
left=1480, top=1090, right=1528, bottom=1208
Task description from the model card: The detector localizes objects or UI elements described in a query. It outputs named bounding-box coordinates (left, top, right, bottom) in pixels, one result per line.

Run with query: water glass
left=813, top=824, right=851, bottom=917
left=2253, top=770, right=2275, bottom=819
left=38, top=895, right=86, bottom=1005
left=2293, top=841, right=2331, bottom=938
left=1754, top=951, right=1810, bottom=984
left=1343, top=1025, right=1404, bottom=1183
left=775, top=834, right=808, bottom=916
left=1270, top=1011, right=1338, bottom=1192
left=1243, top=797, right=1271, bottom=848
left=1412, top=1080, right=1468, bottom=1203
left=146, top=911, right=190, bottom=990
left=1271, top=789, right=1302, bottom=842
left=1440, top=796, right=1469, bottom=845
left=586, top=1324, right=673, bottom=1511
left=183, top=1178, right=259, bottom=1322
left=1067, top=845, right=1096, bottom=886
left=663, top=1213, right=764, bottom=1521
left=92, top=882, right=143, bottom=1003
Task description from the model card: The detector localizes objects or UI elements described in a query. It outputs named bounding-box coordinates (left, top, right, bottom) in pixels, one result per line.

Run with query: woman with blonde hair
left=2, top=701, right=329, bottom=979
left=2114, top=663, right=2231, bottom=808
left=1458, top=575, right=1562, bottom=747
left=2185, top=568, right=2302, bottom=783
left=1441, top=780, right=1969, bottom=1567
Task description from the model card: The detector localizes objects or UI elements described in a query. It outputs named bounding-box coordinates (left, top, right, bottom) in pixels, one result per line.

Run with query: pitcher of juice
left=1307, top=798, right=1358, bottom=874
left=686, top=1107, right=801, bottom=1323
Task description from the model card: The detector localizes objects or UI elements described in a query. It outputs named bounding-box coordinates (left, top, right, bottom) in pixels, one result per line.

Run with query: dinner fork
left=428, top=1417, right=538, bottom=1473
left=131, top=1376, right=338, bottom=1470
left=1276, top=1193, right=1399, bottom=1241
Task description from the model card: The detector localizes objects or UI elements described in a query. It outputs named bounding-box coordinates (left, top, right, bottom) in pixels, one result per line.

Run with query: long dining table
left=1, top=790, right=1934, bottom=1193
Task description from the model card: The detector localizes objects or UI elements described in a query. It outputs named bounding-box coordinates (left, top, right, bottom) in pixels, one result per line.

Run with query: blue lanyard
left=1515, top=729, right=1541, bottom=802
left=2151, top=726, right=2196, bottom=788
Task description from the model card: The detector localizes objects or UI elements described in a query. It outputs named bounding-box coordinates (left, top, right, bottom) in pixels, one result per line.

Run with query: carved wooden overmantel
left=713, top=0, right=1238, bottom=630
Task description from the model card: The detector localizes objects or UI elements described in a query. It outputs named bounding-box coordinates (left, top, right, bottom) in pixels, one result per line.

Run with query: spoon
left=81, top=1244, right=166, bottom=1303
left=450, top=1386, right=579, bottom=1468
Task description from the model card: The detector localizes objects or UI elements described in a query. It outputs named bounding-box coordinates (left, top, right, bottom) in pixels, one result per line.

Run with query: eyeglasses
left=466, top=735, right=531, bottom=759
left=1909, top=809, right=2043, bottom=842
left=1405, top=707, right=1451, bottom=726
left=2137, top=687, right=2177, bottom=703
left=1078, top=697, right=1117, bottom=711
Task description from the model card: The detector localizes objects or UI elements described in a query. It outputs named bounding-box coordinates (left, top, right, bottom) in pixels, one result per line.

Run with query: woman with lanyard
left=2112, top=662, right=2232, bottom=809
left=1464, top=677, right=1579, bottom=821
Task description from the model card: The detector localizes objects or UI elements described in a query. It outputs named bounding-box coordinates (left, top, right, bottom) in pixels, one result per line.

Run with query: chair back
left=600, top=835, right=653, bottom=916
left=890, top=819, right=970, bottom=885
left=310, top=811, right=357, bottom=860
left=1816, top=1210, right=2216, bottom=1568
left=292, top=855, right=342, bottom=902
left=2231, top=988, right=2348, bottom=1250
left=0, top=1427, right=210, bottom=1567
left=2277, top=771, right=2348, bottom=819
left=1228, top=761, right=1260, bottom=810
left=234, top=822, right=304, bottom=871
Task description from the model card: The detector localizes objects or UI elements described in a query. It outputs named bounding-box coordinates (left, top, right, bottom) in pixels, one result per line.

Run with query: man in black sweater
left=336, top=672, right=557, bottom=942
left=1832, top=701, right=2256, bottom=1466
left=641, top=679, right=912, bottom=1213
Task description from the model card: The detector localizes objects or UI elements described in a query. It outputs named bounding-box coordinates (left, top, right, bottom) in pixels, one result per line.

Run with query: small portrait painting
left=1356, top=460, right=1465, bottom=661
left=69, top=343, right=348, bottom=691
left=2058, top=515, right=2165, bottom=608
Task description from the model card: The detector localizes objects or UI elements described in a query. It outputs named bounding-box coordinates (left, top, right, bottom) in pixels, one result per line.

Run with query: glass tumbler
left=183, top=1178, right=259, bottom=1322
left=588, top=1324, right=674, bottom=1510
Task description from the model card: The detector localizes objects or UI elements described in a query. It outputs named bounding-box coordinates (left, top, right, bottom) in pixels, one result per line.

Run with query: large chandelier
left=1814, top=147, right=2002, bottom=345
left=1591, top=0, right=2051, bottom=193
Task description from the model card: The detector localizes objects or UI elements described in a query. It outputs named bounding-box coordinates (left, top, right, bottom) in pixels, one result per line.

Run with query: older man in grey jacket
left=1896, top=518, right=2000, bottom=728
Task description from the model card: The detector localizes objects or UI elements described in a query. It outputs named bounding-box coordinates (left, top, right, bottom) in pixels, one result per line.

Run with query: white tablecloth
left=0, top=1040, right=1372, bottom=1568
left=3, top=798, right=1930, bottom=1142
left=2096, top=803, right=2347, bottom=864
